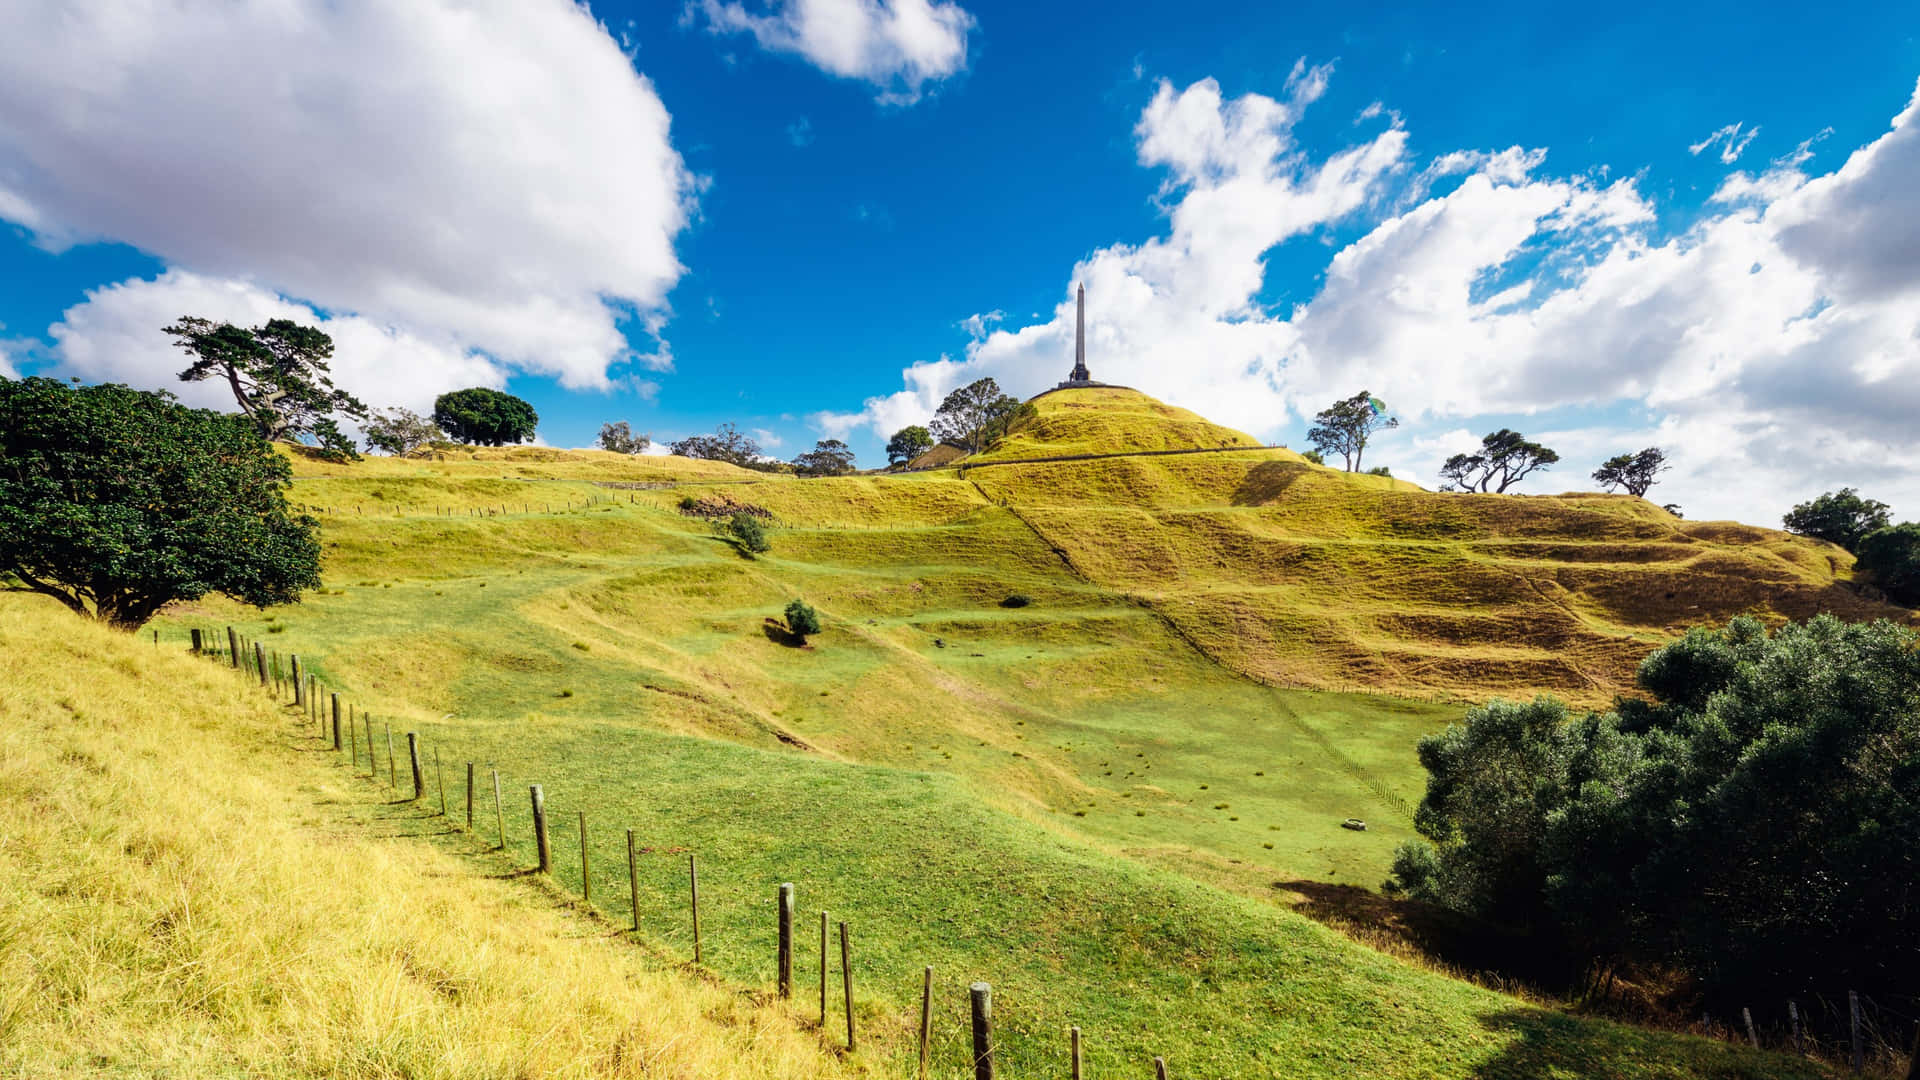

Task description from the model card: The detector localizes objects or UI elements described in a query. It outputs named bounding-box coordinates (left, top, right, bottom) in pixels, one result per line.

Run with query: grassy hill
left=86, top=389, right=1903, bottom=1075
left=973, top=386, right=1269, bottom=461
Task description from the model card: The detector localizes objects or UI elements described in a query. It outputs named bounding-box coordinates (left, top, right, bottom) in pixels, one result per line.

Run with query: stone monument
left=1053, top=284, right=1106, bottom=391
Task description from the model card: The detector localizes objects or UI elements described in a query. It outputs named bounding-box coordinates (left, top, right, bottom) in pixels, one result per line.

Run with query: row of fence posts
left=294, top=494, right=638, bottom=518
left=180, top=624, right=1915, bottom=1079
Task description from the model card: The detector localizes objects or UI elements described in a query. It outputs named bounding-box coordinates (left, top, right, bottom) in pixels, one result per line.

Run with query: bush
left=678, top=495, right=698, bottom=510
left=1855, top=522, right=1920, bottom=606
left=728, top=512, right=769, bottom=554
left=784, top=599, right=822, bottom=641
left=1000, top=594, right=1032, bottom=608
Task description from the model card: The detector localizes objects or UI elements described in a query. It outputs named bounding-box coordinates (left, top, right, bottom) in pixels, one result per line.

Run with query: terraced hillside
left=117, top=388, right=1903, bottom=1076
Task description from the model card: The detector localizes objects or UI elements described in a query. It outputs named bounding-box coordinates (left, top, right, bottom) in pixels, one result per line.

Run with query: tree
left=1438, top=429, right=1560, bottom=493
left=167, top=316, right=367, bottom=459
left=1591, top=447, right=1668, bottom=497
left=1366, top=465, right=1392, bottom=477
left=1391, top=615, right=1920, bottom=1008
left=597, top=421, right=651, bottom=455
left=929, top=378, right=1022, bottom=455
left=669, top=423, right=761, bottom=466
left=784, top=599, right=822, bottom=642
left=432, top=388, right=538, bottom=446
left=728, top=511, right=770, bottom=555
left=1306, top=390, right=1398, bottom=472
left=1855, top=522, right=1920, bottom=606
left=1782, top=488, right=1891, bottom=552
left=0, top=377, right=321, bottom=630
left=886, top=425, right=934, bottom=468
left=362, top=407, right=439, bottom=456
left=1299, top=449, right=1325, bottom=466
left=793, top=439, right=856, bottom=477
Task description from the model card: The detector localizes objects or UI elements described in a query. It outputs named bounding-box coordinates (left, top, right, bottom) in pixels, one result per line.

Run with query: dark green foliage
left=597, top=421, right=651, bottom=455
left=1438, top=429, right=1559, bottom=493
left=1299, top=449, right=1325, bottom=466
left=1393, top=615, right=1920, bottom=1006
left=362, top=407, right=439, bottom=456
left=792, top=439, right=857, bottom=477
left=1591, top=447, right=1668, bottom=497
left=1855, top=522, right=1920, bottom=606
left=432, top=388, right=538, bottom=446
left=784, top=599, right=822, bottom=641
left=728, top=511, right=769, bottom=554
left=166, top=316, right=367, bottom=459
left=885, top=424, right=934, bottom=467
left=0, top=377, right=321, bottom=630
left=1001, top=594, right=1032, bottom=608
left=1306, top=390, right=1397, bottom=472
left=678, top=495, right=699, bottom=510
left=930, top=378, right=1022, bottom=454
left=1782, top=488, right=1892, bottom=553
left=1366, top=465, right=1392, bottom=477
left=669, top=423, right=760, bottom=465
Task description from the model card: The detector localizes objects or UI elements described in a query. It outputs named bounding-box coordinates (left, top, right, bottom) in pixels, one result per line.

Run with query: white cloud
left=685, top=0, right=974, bottom=104
left=0, top=343, right=15, bottom=379
left=47, top=271, right=506, bottom=420
left=959, top=310, right=1004, bottom=338
left=752, top=427, right=784, bottom=448
left=821, top=72, right=1920, bottom=524
left=0, top=0, right=696, bottom=393
left=1690, top=121, right=1760, bottom=164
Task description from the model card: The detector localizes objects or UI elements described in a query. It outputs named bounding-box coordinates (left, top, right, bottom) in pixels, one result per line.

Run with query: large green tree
left=886, top=425, right=933, bottom=467
left=1782, top=488, right=1892, bottom=552
left=1855, top=522, right=1920, bottom=606
left=668, top=423, right=761, bottom=466
left=1391, top=615, right=1920, bottom=1007
left=167, top=316, right=367, bottom=459
left=1306, top=390, right=1397, bottom=472
left=362, top=407, right=439, bottom=456
left=929, top=378, right=1022, bottom=454
left=1438, top=429, right=1560, bottom=493
left=0, top=377, right=321, bottom=630
left=597, top=421, right=651, bottom=455
left=792, top=439, right=857, bottom=477
left=432, top=387, right=539, bottom=446
left=1591, top=447, right=1669, bottom=497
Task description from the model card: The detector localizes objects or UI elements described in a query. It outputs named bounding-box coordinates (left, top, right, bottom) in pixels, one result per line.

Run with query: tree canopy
left=597, top=421, right=651, bottom=455
left=793, top=439, right=857, bottom=477
left=1855, top=522, right=1920, bottom=606
left=728, top=511, right=769, bottom=555
left=0, top=377, right=321, bottom=630
left=929, top=378, right=1023, bottom=454
left=1438, top=429, right=1560, bottom=493
left=1782, top=488, right=1891, bottom=552
left=1591, top=447, right=1669, bottom=497
left=784, top=599, right=822, bottom=641
left=167, top=316, right=367, bottom=459
left=669, top=423, right=761, bottom=466
left=1306, top=391, right=1397, bottom=472
left=362, top=407, right=439, bottom=456
left=432, top=388, right=538, bottom=446
left=1389, top=615, right=1920, bottom=1008
left=886, top=425, right=933, bottom=467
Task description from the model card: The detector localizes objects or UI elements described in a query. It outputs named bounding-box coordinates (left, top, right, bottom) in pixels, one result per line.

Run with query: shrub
left=728, top=512, right=770, bottom=554
left=784, top=600, right=822, bottom=642
left=1000, top=594, right=1032, bottom=608
left=1855, top=522, right=1920, bottom=606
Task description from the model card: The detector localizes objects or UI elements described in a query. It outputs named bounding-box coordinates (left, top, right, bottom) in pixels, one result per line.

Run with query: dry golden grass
left=0, top=598, right=852, bottom=1079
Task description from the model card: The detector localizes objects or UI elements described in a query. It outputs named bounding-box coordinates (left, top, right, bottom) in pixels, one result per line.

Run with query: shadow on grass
left=1231, top=460, right=1310, bottom=505
left=1276, top=878, right=1572, bottom=992
left=1467, top=1008, right=1823, bottom=1080
left=761, top=619, right=807, bottom=648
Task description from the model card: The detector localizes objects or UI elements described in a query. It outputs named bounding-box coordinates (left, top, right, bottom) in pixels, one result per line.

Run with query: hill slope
left=973, top=386, right=1273, bottom=461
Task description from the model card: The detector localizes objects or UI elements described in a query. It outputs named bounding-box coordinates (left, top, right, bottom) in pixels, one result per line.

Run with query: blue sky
left=1, top=1, right=1917, bottom=524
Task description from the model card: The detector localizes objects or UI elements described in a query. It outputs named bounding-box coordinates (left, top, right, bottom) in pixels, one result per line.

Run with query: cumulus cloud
left=1690, top=121, right=1760, bottom=163
left=818, top=71, right=1920, bottom=524
left=685, top=0, right=974, bottom=104
left=0, top=344, right=16, bottom=379
left=0, top=0, right=695, bottom=394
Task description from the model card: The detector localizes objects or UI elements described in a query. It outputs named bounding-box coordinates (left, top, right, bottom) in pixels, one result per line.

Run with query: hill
left=93, top=390, right=1905, bottom=1075
left=973, top=386, right=1271, bottom=461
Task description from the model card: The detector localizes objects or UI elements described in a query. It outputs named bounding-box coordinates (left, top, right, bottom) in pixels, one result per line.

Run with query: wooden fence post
left=364, top=715, right=376, bottom=777
left=491, top=769, right=505, bottom=849
left=840, top=921, right=855, bottom=1052
left=255, top=643, right=267, bottom=686
left=1155, top=1056, right=1170, bottom=1080
left=578, top=812, right=591, bottom=905
left=227, top=627, right=238, bottom=667
left=819, top=911, right=829, bottom=1027
left=689, top=854, right=702, bottom=963
left=331, top=695, right=342, bottom=751
left=627, top=829, right=640, bottom=932
left=920, top=967, right=934, bottom=1079
left=1789, top=1000, right=1803, bottom=1055
left=385, top=724, right=397, bottom=789
left=530, top=785, right=551, bottom=872
left=465, top=762, right=475, bottom=829
left=407, top=732, right=424, bottom=800
left=190, top=628, right=203, bottom=654
left=291, top=655, right=302, bottom=705
left=1850, top=990, right=1864, bottom=1074
left=1070, top=1025, right=1082, bottom=1080
left=778, top=883, right=794, bottom=999
left=970, top=981, right=992, bottom=1080
left=435, top=747, right=446, bottom=815
left=1743, top=1007, right=1758, bottom=1048
left=347, top=705, right=356, bottom=765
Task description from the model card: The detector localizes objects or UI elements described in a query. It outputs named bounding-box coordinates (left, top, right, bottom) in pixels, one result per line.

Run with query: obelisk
left=1069, top=284, right=1091, bottom=382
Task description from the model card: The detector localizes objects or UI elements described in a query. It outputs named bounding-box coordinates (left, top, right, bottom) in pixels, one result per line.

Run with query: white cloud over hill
left=0, top=0, right=695, bottom=399
left=685, top=0, right=975, bottom=104
left=818, top=72, right=1920, bottom=523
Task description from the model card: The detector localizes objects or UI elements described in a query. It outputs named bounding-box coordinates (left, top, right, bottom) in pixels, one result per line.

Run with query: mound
left=972, top=386, right=1273, bottom=462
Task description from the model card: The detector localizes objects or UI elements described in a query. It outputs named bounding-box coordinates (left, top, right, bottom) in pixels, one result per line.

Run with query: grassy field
left=99, top=387, right=1905, bottom=1075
